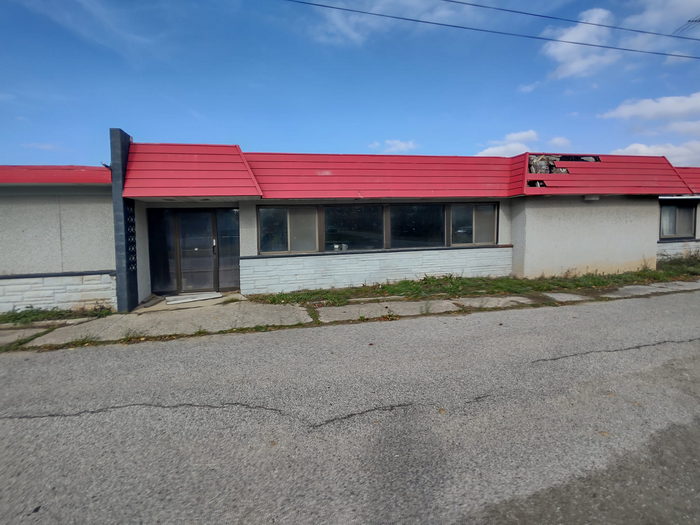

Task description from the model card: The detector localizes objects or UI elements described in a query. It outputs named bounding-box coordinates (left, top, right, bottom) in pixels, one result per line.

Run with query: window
left=324, top=205, right=383, bottom=251
left=660, top=204, right=696, bottom=239
left=258, top=203, right=499, bottom=254
left=390, top=205, right=445, bottom=248
left=451, top=203, right=497, bottom=244
left=259, top=207, right=317, bottom=253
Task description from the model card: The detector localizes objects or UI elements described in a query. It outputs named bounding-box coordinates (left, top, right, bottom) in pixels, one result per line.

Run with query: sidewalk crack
left=531, top=336, right=700, bottom=364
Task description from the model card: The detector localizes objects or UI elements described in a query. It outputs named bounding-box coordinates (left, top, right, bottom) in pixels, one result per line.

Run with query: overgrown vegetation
left=0, top=328, right=53, bottom=353
left=250, top=254, right=700, bottom=306
left=0, top=305, right=112, bottom=326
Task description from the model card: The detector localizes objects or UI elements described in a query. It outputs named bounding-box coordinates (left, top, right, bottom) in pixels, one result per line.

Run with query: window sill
left=658, top=238, right=699, bottom=243
left=245, top=244, right=513, bottom=260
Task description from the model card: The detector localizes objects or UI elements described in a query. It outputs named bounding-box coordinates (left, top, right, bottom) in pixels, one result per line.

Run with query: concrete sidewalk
left=2, top=278, right=699, bottom=349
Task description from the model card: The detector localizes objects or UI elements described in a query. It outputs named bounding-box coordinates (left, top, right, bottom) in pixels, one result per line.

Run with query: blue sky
left=2, top=0, right=700, bottom=166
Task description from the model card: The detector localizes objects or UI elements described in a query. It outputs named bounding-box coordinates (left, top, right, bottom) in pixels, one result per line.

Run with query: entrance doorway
left=147, top=208, right=240, bottom=295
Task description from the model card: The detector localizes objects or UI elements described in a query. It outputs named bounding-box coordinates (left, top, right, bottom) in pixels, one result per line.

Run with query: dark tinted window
left=324, top=206, right=383, bottom=251
left=147, top=209, right=177, bottom=293
left=451, top=204, right=474, bottom=244
left=217, top=209, right=240, bottom=289
left=259, top=208, right=288, bottom=252
left=390, top=205, right=444, bottom=248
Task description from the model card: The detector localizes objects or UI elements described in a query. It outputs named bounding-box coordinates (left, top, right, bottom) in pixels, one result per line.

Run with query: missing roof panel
left=527, top=180, right=547, bottom=187
left=529, top=154, right=600, bottom=174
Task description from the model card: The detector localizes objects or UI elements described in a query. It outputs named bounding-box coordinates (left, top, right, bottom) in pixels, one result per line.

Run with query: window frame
left=447, top=202, right=499, bottom=246
left=659, top=203, right=696, bottom=240
left=388, top=203, right=447, bottom=250
left=321, top=204, right=386, bottom=252
left=257, top=202, right=500, bottom=255
left=257, top=206, right=319, bottom=254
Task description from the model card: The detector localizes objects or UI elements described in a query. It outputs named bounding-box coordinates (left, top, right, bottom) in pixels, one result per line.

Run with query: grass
left=249, top=254, right=700, bottom=306
left=66, top=336, right=100, bottom=347
left=0, top=305, right=112, bottom=326
left=0, top=328, right=53, bottom=353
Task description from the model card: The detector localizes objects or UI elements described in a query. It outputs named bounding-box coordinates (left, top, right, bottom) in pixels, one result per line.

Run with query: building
left=1, top=128, right=698, bottom=313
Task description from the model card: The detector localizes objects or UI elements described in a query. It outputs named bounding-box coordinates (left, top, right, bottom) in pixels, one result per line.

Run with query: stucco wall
left=240, top=247, right=512, bottom=294
left=0, top=187, right=115, bottom=275
left=511, top=196, right=658, bottom=277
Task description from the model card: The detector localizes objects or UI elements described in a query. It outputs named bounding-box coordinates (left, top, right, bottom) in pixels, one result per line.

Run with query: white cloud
left=476, top=142, right=529, bottom=157
left=667, top=121, right=700, bottom=136
left=369, top=139, right=417, bottom=153
left=307, top=0, right=573, bottom=44
left=541, top=8, right=620, bottom=79
left=505, top=130, right=538, bottom=142
left=0, top=92, right=16, bottom=102
left=549, top=136, right=572, bottom=148
left=611, top=141, right=700, bottom=166
left=537, top=1, right=700, bottom=80
left=310, top=0, right=472, bottom=44
left=619, top=0, right=700, bottom=54
left=14, top=0, right=160, bottom=57
left=517, top=82, right=541, bottom=93
left=476, top=129, right=543, bottom=156
left=601, top=92, right=700, bottom=120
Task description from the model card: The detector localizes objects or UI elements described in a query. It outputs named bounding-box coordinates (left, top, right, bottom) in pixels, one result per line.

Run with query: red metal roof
left=0, top=165, right=110, bottom=184
left=523, top=154, right=691, bottom=196
left=123, top=143, right=262, bottom=198
left=244, top=152, right=520, bottom=199
left=676, top=167, right=700, bottom=194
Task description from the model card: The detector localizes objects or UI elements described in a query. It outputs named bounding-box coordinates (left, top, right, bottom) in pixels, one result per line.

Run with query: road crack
left=532, top=336, right=700, bottom=364
left=309, top=403, right=414, bottom=429
left=0, top=401, right=284, bottom=421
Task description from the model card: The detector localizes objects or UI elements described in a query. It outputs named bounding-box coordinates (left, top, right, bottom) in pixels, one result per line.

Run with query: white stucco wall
left=0, top=188, right=115, bottom=275
left=511, top=196, right=659, bottom=277
left=240, top=247, right=512, bottom=294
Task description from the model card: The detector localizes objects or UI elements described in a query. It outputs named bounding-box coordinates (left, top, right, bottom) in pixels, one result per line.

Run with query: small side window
left=660, top=204, right=696, bottom=239
left=452, top=203, right=497, bottom=245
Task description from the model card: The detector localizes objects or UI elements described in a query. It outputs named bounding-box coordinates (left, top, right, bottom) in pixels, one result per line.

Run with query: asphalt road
left=1, top=291, right=699, bottom=523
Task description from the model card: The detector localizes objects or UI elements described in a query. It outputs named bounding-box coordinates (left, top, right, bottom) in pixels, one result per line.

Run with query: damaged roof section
left=524, top=153, right=690, bottom=196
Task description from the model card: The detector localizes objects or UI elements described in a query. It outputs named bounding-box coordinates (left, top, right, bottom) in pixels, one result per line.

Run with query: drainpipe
left=110, top=128, right=139, bottom=312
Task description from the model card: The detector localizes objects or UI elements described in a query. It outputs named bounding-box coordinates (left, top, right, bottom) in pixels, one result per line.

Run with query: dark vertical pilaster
left=110, top=128, right=139, bottom=312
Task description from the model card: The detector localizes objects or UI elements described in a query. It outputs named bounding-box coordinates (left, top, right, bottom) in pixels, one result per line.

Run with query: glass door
left=216, top=209, right=240, bottom=289
left=148, top=208, right=240, bottom=295
left=179, top=211, right=216, bottom=292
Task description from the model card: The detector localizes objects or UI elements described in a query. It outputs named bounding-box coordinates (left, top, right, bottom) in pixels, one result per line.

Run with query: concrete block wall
left=0, top=273, right=116, bottom=313
left=512, top=196, right=659, bottom=277
left=657, top=240, right=700, bottom=259
left=240, top=247, right=512, bottom=294
left=0, top=188, right=115, bottom=275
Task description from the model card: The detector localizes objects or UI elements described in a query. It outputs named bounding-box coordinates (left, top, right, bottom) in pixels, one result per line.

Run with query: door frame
left=147, top=207, right=240, bottom=296
left=173, top=209, right=219, bottom=293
